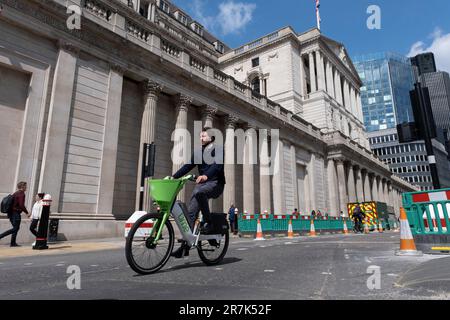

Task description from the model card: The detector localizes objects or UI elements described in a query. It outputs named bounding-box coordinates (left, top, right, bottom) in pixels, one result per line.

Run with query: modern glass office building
left=353, top=53, right=450, bottom=190
left=353, top=52, right=415, bottom=132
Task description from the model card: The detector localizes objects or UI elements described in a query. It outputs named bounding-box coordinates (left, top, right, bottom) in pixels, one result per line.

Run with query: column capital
left=202, top=105, right=218, bottom=118
left=110, top=64, right=126, bottom=75
left=57, top=39, right=80, bottom=55
left=225, top=114, right=239, bottom=128
left=142, top=80, right=163, bottom=99
left=176, top=94, right=193, bottom=111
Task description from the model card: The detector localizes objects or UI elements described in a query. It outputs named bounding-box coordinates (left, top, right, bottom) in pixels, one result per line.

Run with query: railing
left=234, top=80, right=247, bottom=94
left=126, top=20, right=151, bottom=42
left=251, top=91, right=263, bottom=103
left=213, top=69, right=228, bottom=84
left=84, top=0, right=112, bottom=21
left=190, top=57, right=206, bottom=73
left=161, top=40, right=181, bottom=58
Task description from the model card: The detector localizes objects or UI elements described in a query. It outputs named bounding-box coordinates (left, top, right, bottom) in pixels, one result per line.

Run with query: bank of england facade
left=0, top=0, right=415, bottom=237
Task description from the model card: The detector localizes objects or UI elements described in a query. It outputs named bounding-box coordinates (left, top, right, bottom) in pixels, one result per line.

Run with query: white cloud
left=188, top=0, right=256, bottom=36
left=217, top=1, right=256, bottom=35
left=407, top=27, right=450, bottom=73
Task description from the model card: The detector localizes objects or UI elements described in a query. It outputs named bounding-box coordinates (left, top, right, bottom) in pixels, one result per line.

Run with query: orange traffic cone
left=396, top=208, right=422, bottom=256
left=343, top=219, right=349, bottom=235
left=363, top=219, right=370, bottom=234
left=378, top=220, right=384, bottom=233
left=309, top=219, right=317, bottom=237
left=287, top=219, right=294, bottom=239
left=254, top=218, right=265, bottom=241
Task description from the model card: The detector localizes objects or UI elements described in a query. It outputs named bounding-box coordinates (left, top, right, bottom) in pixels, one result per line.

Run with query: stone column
left=350, top=86, right=356, bottom=116
left=377, top=177, right=384, bottom=203
left=201, top=105, right=218, bottom=128
left=355, top=166, right=364, bottom=203
left=307, top=153, right=317, bottom=212
left=172, top=94, right=193, bottom=202
left=243, top=125, right=256, bottom=214
left=327, top=159, right=339, bottom=216
left=290, top=144, right=299, bottom=212
left=39, top=41, right=79, bottom=212
left=272, top=138, right=285, bottom=214
left=356, top=91, right=363, bottom=122
left=259, top=129, right=272, bottom=214
left=347, top=163, right=357, bottom=203
left=383, top=180, right=389, bottom=205
left=309, top=52, right=317, bottom=93
left=388, top=183, right=395, bottom=208
left=371, top=175, right=379, bottom=202
left=136, top=80, right=162, bottom=212
left=299, top=54, right=306, bottom=98
left=97, top=65, right=125, bottom=215
left=317, top=51, right=326, bottom=91
left=334, top=70, right=343, bottom=106
left=336, top=160, right=348, bottom=216
left=326, top=60, right=335, bottom=98
left=223, top=115, right=239, bottom=212
left=363, top=170, right=372, bottom=202
left=343, top=79, right=351, bottom=111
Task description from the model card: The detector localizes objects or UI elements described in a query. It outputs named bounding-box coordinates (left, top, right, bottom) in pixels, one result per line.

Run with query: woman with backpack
left=0, top=181, right=30, bottom=247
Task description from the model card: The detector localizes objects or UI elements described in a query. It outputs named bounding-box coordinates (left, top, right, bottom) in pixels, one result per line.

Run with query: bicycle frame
left=149, top=175, right=224, bottom=247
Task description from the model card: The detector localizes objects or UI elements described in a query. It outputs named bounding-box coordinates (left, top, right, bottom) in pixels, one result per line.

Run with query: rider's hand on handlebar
left=196, top=175, right=208, bottom=184
left=164, top=176, right=174, bottom=180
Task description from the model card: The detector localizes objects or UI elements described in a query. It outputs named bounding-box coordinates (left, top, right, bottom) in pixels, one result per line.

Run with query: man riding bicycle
left=352, top=205, right=365, bottom=233
left=170, top=128, right=226, bottom=258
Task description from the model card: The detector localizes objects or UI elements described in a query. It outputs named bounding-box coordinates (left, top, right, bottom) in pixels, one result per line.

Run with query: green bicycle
left=125, top=175, right=229, bottom=275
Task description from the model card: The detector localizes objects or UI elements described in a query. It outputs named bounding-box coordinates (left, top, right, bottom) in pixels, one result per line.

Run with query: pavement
left=0, top=232, right=449, bottom=300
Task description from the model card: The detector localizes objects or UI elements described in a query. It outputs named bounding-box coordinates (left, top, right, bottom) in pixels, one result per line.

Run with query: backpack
left=1, top=194, right=14, bottom=214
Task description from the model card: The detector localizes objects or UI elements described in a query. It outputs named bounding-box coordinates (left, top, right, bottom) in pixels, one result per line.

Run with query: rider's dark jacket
left=172, top=142, right=226, bottom=185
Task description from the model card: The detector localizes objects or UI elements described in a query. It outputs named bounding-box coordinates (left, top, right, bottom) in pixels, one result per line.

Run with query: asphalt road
left=0, top=233, right=449, bottom=300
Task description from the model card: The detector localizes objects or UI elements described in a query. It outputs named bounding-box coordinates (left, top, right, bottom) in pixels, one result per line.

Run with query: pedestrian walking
left=228, top=204, right=236, bottom=234
left=29, top=193, right=45, bottom=239
left=0, top=181, right=30, bottom=247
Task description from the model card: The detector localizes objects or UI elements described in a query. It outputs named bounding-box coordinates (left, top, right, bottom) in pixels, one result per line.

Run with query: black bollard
left=33, top=194, right=51, bottom=250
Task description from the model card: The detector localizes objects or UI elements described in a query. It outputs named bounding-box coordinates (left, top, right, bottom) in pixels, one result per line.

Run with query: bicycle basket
left=149, top=179, right=183, bottom=206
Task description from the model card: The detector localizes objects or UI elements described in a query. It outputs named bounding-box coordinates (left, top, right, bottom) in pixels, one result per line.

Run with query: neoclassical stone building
left=0, top=0, right=415, bottom=237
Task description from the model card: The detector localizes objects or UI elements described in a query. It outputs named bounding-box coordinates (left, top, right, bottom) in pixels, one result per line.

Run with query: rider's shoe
left=201, top=223, right=215, bottom=235
left=171, top=242, right=190, bottom=259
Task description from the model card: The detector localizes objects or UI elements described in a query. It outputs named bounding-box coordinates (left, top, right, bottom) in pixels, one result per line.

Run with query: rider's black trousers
left=187, top=180, right=224, bottom=224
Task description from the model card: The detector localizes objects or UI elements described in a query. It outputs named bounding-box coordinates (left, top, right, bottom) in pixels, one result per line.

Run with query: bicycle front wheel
left=197, top=231, right=229, bottom=266
left=125, top=213, right=174, bottom=275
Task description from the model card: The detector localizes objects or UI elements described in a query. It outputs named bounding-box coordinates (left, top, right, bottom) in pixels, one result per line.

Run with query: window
left=159, top=0, right=170, bottom=14
left=214, top=41, right=225, bottom=54
left=252, top=57, right=260, bottom=68
left=251, top=77, right=261, bottom=94
left=190, top=22, right=204, bottom=36
left=174, top=11, right=188, bottom=25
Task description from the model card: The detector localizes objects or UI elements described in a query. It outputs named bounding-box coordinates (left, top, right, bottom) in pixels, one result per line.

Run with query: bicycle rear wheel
left=197, top=231, right=229, bottom=266
left=125, top=213, right=174, bottom=275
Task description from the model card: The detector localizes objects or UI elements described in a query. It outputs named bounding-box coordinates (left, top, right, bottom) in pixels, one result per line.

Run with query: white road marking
left=284, top=242, right=293, bottom=245
left=344, top=254, right=350, bottom=260
left=55, top=264, right=65, bottom=267
left=24, top=263, right=33, bottom=266
left=321, top=272, right=332, bottom=275
left=365, top=257, right=372, bottom=263
left=264, top=270, right=275, bottom=273
left=215, top=267, right=223, bottom=271
left=90, top=265, right=99, bottom=267
left=259, top=245, right=266, bottom=248
left=236, top=248, right=248, bottom=251
left=387, top=274, right=398, bottom=277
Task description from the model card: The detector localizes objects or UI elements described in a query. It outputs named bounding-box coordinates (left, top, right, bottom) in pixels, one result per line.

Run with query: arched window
left=251, top=76, right=260, bottom=94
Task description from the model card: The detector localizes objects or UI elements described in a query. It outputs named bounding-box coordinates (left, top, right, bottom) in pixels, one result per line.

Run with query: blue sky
left=171, top=0, right=450, bottom=72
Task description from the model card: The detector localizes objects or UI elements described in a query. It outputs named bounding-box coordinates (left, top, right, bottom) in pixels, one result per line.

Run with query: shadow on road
left=132, top=257, right=242, bottom=277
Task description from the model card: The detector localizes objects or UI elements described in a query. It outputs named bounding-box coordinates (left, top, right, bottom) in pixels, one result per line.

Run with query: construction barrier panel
left=403, top=188, right=450, bottom=254
left=238, top=214, right=356, bottom=237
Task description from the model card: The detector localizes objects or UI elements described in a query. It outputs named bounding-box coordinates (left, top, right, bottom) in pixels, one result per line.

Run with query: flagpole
left=316, top=0, right=321, bottom=31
